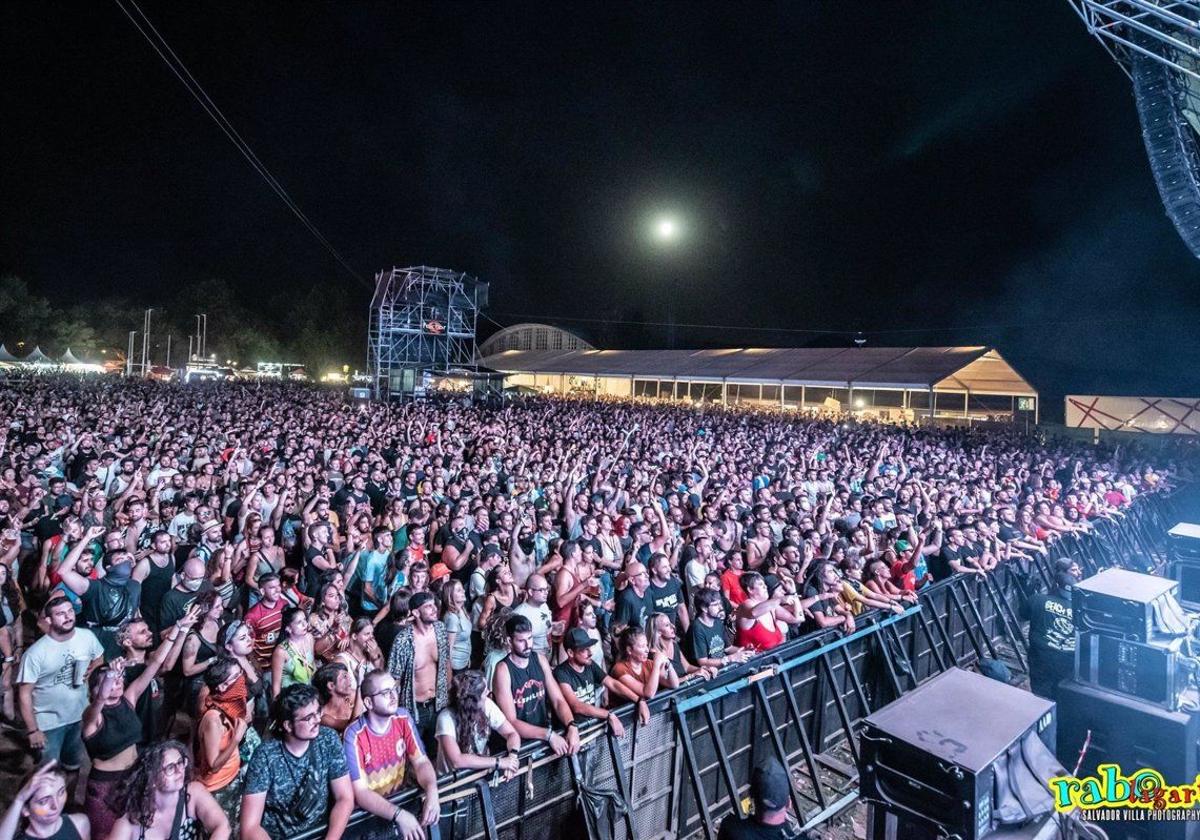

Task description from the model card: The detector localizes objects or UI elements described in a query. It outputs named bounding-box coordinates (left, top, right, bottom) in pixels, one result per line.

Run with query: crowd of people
left=0, top=376, right=1180, bottom=840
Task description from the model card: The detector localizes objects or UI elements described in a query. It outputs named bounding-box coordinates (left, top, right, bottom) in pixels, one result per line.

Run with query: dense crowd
left=0, top=376, right=1178, bottom=840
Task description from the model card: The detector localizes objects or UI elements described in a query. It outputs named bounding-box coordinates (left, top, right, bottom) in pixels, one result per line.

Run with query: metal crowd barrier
left=292, top=488, right=1190, bottom=840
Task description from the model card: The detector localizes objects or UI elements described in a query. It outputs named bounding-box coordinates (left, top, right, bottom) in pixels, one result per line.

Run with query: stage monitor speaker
left=864, top=805, right=1061, bottom=840
left=1056, top=679, right=1200, bottom=840
left=1168, top=523, right=1200, bottom=607
left=859, top=668, right=1059, bottom=840
left=1076, top=631, right=1193, bottom=711
left=1073, top=568, right=1188, bottom=641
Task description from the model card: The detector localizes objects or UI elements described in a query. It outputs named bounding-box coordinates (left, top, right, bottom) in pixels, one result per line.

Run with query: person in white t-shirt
left=16, top=596, right=104, bottom=793
left=435, top=670, right=520, bottom=776
left=513, top=574, right=554, bottom=658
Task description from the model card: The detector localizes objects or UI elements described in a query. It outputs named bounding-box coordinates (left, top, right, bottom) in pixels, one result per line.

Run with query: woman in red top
left=734, top=572, right=802, bottom=652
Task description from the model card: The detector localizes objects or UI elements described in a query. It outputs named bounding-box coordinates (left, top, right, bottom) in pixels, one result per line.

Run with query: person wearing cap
left=1027, top=557, right=1081, bottom=702
left=553, top=627, right=646, bottom=736
left=717, top=757, right=805, bottom=840
left=386, top=589, right=450, bottom=757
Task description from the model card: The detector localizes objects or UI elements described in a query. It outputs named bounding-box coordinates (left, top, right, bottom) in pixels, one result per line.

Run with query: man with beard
left=17, top=596, right=105, bottom=796
left=685, top=587, right=750, bottom=670
left=132, top=529, right=175, bottom=634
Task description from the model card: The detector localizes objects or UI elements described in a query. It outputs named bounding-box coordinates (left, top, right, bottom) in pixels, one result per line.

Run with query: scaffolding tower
left=367, top=266, right=489, bottom=399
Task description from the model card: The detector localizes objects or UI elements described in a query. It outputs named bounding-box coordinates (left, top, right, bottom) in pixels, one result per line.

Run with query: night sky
left=3, top=1, right=1199, bottom=417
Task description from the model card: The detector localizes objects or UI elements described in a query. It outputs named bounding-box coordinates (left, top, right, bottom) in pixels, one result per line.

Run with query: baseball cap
left=429, top=563, right=451, bottom=582
left=750, top=758, right=791, bottom=811
left=481, top=544, right=503, bottom=559
left=563, top=628, right=593, bottom=651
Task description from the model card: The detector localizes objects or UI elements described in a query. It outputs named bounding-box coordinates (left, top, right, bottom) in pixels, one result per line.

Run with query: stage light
left=855, top=398, right=865, bottom=409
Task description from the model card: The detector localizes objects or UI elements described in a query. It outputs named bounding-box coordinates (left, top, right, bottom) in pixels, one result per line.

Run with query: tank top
left=501, top=653, right=549, bottom=728
left=17, top=817, right=82, bottom=840
left=84, top=698, right=142, bottom=761
left=195, top=709, right=240, bottom=791
left=141, top=555, right=175, bottom=630
left=735, top=615, right=785, bottom=652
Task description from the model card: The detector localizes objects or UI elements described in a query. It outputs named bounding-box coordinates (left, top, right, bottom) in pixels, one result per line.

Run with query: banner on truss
left=1066, top=395, right=1200, bottom=435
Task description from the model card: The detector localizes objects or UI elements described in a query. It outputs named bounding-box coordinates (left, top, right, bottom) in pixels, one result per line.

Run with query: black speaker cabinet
left=1056, top=679, right=1200, bottom=840
left=1076, top=631, right=1191, bottom=710
left=1073, top=568, right=1184, bottom=641
left=864, top=805, right=1061, bottom=840
left=859, top=668, right=1058, bottom=840
left=1168, top=523, right=1200, bottom=608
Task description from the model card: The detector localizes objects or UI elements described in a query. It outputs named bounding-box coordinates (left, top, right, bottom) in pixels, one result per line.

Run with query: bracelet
left=566, top=721, right=578, bottom=730
left=494, top=756, right=500, bottom=771
left=391, top=807, right=401, bottom=824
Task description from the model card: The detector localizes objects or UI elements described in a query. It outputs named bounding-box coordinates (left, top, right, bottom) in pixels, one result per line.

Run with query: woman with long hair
left=179, top=591, right=223, bottom=715
left=610, top=625, right=678, bottom=700
left=440, top=579, right=472, bottom=672
left=435, top=670, right=520, bottom=776
left=270, top=607, right=315, bottom=698
left=334, top=618, right=383, bottom=693
left=194, top=657, right=256, bottom=836
left=0, top=762, right=90, bottom=840
left=646, top=612, right=713, bottom=682
left=312, top=662, right=360, bottom=733
left=81, top=609, right=196, bottom=840
left=243, top=524, right=283, bottom=608
left=480, top=606, right=514, bottom=691
left=308, top=582, right=350, bottom=662
left=108, top=741, right=228, bottom=840
left=475, top=564, right=517, bottom=632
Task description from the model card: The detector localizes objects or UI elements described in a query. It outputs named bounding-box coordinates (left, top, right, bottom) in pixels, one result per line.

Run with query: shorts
left=40, top=721, right=86, bottom=771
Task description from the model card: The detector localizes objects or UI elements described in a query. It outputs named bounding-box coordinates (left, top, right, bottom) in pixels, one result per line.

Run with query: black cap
left=750, top=758, right=790, bottom=812
left=563, top=627, right=593, bottom=651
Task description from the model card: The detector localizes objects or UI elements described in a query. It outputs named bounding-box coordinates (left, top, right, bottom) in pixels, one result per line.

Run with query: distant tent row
left=0, top=345, right=105, bottom=371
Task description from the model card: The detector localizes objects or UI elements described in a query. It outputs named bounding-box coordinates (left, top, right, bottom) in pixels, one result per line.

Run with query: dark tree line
left=0, top=275, right=365, bottom=375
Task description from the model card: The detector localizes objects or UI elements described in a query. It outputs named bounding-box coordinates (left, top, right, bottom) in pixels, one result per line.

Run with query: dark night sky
left=3, top=1, right=1200, bottom=415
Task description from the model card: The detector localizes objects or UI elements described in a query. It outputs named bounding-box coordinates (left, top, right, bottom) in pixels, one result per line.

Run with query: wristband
left=566, top=721, right=578, bottom=730
left=494, top=756, right=500, bottom=771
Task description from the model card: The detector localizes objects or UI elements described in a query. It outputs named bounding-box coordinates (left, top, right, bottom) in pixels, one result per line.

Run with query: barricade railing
left=292, top=488, right=1189, bottom=840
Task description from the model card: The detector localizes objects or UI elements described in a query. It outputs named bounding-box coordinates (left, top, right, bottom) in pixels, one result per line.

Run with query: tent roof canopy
left=481, top=346, right=1036, bottom=396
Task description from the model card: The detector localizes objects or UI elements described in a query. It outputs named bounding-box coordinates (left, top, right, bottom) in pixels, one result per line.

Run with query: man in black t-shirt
left=1028, top=558, right=1080, bottom=702
left=685, top=587, right=749, bottom=669
left=554, top=628, right=645, bottom=735
left=647, top=553, right=689, bottom=632
left=614, top=561, right=654, bottom=630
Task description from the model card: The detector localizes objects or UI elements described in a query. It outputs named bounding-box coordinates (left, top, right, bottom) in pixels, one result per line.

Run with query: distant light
left=653, top=216, right=682, bottom=243
left=855, top=398, right=865, bottom=409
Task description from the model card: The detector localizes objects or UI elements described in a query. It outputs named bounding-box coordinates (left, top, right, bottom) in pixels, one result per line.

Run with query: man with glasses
left=241, top=683, right=353, bottom=840
left=343, top=669, right=441, bottom=840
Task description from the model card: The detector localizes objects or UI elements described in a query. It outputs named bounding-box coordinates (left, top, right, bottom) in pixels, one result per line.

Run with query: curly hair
left=448, top=670, right=489, bottom=755
left=118, top=740, right=193, bottom=829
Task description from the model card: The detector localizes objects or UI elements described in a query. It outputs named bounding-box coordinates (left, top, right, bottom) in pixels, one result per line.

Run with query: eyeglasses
left=161, top=756, right=187, bottom=775
left=294, top=710, right=322, bottom=725
left=368, top=686, right=399, bottom=699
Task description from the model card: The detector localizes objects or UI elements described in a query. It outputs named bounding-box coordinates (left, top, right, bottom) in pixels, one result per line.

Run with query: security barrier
left=295, top=487, right=1192, bottom=840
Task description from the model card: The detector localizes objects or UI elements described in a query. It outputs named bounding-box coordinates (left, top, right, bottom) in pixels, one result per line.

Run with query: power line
left=112, top=0, right=370, bottom=289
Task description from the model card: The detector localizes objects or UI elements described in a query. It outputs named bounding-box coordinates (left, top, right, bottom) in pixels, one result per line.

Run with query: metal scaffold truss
left=367, top=265, right=489, bottom=399
left=1067, top=0, right=1200, bottom=79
